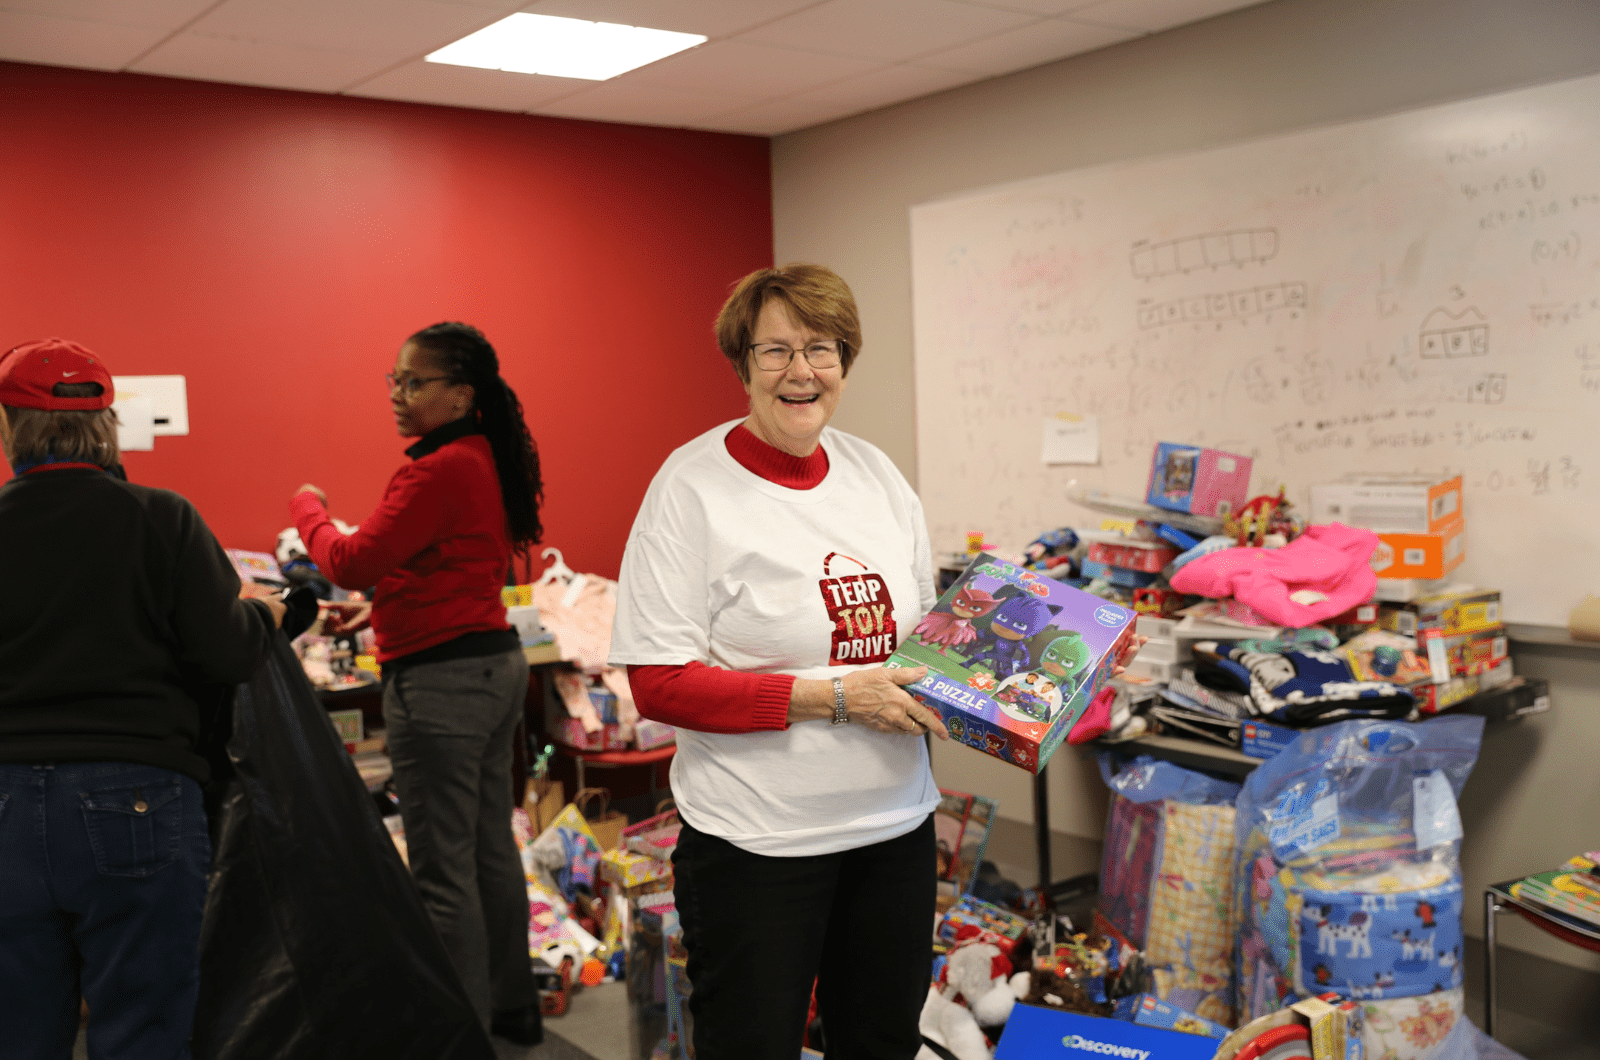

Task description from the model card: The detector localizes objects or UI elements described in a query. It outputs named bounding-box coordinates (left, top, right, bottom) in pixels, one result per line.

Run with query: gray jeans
left=383, top=648, right=535, bottom=1026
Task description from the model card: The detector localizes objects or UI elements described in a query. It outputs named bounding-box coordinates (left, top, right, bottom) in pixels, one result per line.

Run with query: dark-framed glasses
left=385, top=373, right=451, bottom=397
left=749, top=340, right=844, bottom=372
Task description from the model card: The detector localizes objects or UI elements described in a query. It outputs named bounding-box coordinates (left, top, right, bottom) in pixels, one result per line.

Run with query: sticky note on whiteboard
left=1041, top=413, right=1099, bottom=465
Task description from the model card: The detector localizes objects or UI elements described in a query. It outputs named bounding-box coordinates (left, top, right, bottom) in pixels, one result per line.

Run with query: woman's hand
left=1110, top=633, right=1149, bottom=677
left=790, top=666, right=949, bottom=740
left=320, top=599, right=373, bottom=635
left=295, top=483, right=327, bottom=505
left=238, top=583, right=287, bottom=629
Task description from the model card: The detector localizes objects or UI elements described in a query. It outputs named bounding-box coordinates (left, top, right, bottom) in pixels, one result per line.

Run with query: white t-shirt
left=609, top=421, right=939, bottom=857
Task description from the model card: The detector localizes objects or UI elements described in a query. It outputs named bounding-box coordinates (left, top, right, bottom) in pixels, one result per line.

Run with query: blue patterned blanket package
left=1232, top=715, right=1484, bottom=1059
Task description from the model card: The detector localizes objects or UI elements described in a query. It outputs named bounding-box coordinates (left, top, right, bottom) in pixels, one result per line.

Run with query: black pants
left=383, top=648, right=537, bottom=1029
left=672, top=814, right=935, bottom=1060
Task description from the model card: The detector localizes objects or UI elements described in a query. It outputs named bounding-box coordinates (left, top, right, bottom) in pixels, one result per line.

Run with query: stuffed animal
left=915, top=934, right=1024, bottom=1060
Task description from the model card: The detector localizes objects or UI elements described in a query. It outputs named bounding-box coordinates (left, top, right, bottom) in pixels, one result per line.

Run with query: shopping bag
left=576, top=786, right=628, bottom=851
left=193, top=636, right=493, bottom=1060
left=524, top=777, right=566, bottom=833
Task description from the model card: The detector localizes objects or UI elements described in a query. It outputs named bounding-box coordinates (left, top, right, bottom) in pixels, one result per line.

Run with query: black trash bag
left=193, top=635, right=495, bottom=1060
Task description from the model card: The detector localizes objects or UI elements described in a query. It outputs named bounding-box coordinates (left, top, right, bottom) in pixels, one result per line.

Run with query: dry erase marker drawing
left=1129, top=227, right=1278, bottom=279
left=1450, top=374, right=1507, bottom=404
left=1136, top=281, right=1306, bottom=329
left=1419, top=306, right=1489, bottom=359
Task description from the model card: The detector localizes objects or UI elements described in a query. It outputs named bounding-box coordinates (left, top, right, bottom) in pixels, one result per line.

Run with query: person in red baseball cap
left=0, top=337, right=285, bottom=1059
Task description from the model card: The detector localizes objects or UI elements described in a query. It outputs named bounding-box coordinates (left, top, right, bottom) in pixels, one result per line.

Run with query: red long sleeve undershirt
left=626, top=425, right=829, bottom=735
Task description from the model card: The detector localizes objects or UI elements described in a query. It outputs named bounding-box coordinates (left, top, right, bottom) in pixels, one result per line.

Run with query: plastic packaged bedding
left=1098, top=753, right=1242, bottom=1026
left=1233, top=716, right=1484, bottom=1060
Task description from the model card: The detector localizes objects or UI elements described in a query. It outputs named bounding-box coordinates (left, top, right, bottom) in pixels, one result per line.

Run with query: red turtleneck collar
left=724, top=423, right=829, bottom=489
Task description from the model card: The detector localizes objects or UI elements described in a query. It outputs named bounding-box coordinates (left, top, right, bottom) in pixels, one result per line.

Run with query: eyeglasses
left=748, top=340, right=844, bottom=372
left=385, top=373, right=452, bottom=397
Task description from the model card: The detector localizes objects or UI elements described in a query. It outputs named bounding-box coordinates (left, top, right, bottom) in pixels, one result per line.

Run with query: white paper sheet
left=114, top=395, right=156, bottom=451
left=1041, top=413, right=1099, bottom=465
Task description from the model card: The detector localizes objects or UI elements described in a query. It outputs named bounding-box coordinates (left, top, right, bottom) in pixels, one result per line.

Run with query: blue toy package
left=1232, top=716, right=1484, bottom=1023
left=1112, top=994, right=1229, bottom=1039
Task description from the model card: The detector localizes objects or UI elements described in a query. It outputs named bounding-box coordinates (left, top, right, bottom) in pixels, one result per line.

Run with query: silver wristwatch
left=831, top=677, right=848, bottom=725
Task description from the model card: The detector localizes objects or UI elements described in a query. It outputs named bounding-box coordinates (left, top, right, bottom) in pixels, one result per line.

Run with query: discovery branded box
left=996, top=1006, right=1217, bottom=1060
left=886, top=554, right=1134, bottom=774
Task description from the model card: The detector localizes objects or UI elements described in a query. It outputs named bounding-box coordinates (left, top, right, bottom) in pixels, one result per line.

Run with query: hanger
left=536, top=547, right=576, bottom=586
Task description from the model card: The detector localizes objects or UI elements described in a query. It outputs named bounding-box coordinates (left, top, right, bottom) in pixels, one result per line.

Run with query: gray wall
left=772, top=0, right=1600, bottom=973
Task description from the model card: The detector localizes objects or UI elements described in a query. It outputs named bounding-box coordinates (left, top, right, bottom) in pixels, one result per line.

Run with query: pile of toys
left=973, top=444, right=1549, bottom=760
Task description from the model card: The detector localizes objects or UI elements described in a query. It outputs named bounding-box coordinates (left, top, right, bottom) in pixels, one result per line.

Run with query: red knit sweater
left=292, top=426, right=512, bottom=663
left=626, top=424, right=829, bottom=734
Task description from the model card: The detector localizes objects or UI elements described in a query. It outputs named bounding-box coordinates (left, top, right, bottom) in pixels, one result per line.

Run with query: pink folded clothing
left=1166, top=524, right=1379, bottom=628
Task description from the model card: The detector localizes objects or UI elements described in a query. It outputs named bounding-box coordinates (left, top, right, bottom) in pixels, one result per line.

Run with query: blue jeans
left=0, top=762, right=211, bottom=1060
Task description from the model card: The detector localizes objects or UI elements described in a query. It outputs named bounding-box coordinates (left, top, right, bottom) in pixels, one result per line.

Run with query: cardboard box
left=328, top=708, right=364, bottom=744
left=598, top=847, right=672, bottom=890
left=997, top=1005, right=1218, bottom=1060
left=1146, top=441, right=1253, bottom=518
left=1449, top=676, right=1550, bottom=722
left=1088, top=540, right=1179, bottom=573
left=1414, top=657, right=1514, bottom=713
left=1081, top=557, right=1161, bottom=588
left=1290, top=995, right=1343, bottom=1060
left=888, top=554, right=1135, bottom=774
left=632, top=718, right=676, bottom=750
left=554, top=718, right=629, bottom=752
left=1379, top=586, right=1501, bottom=637
left=1369, top=522, right=1465, bottom=580
left=1310, top=474, right=1463, bottom=535
left=1113, top=994, right=1228, bottom=1039
left=1240, top=719, right=1301, bottom=760
left=936, top=894, right=1029, bottom=954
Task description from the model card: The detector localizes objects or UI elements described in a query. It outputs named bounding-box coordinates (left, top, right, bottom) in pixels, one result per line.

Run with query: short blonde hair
left=714, top=264, right=862, bottom=384
left=3, top=383, right=121, bottom=468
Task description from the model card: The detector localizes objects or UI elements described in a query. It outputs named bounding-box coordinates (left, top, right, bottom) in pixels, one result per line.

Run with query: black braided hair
left=406, top=322, right=543, bottom=550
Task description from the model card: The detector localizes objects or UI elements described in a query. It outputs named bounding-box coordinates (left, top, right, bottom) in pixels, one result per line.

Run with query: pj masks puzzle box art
left=885, top=554, right=1135, bottom=774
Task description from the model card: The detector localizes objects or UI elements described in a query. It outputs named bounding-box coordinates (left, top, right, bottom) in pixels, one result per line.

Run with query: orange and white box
left=1370, top=521, right=1465, bottom=581
left=1312, top=474, right=1463, bottom=535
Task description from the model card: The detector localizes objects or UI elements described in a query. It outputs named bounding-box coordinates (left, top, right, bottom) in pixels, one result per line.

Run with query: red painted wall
left=0, top=61, right=769, bottom=580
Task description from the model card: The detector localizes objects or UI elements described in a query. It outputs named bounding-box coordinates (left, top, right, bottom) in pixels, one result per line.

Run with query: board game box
left=886, top=554, right=1135, bottom=774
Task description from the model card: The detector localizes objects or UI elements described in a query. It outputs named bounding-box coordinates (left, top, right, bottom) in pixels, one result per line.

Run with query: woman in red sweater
left=291, top=322, right=545, bottom=1045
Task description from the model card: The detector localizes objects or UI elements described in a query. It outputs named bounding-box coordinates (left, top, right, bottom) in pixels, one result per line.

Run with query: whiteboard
left=911, top=71, right=1600, bottom=627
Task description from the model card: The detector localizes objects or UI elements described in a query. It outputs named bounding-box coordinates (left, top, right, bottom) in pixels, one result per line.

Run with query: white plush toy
left=914, top=937, right=1025, bottom=1060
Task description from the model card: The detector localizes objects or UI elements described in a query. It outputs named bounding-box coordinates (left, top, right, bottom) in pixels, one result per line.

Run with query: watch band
left=831, top=677, right=848, bottom=725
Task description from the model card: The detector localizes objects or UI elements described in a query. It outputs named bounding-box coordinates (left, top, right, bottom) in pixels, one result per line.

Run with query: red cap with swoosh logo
left=0, top=338, right=115, bottom=411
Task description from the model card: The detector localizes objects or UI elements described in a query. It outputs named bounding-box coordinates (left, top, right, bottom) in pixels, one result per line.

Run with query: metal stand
left=1484, top=888, right=1500, bottom=1039
left=1034, top=769, right=1051, bottom=894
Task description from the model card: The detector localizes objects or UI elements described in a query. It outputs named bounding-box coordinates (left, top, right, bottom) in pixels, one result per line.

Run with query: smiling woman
left=609, top=264, right=947, bottom=1059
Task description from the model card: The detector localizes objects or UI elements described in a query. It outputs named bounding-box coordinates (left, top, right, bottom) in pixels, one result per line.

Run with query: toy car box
left=1113, top=994, right=1228, bottom=1039
left=1145, top=441, right=1252, bottom=518
left=1378, top=586, right=1500, bottom=636
left=886, top=554, right=1135, bottom=774
left=1087, top=539, right=1179, bottom=573
left=1310, top=474, right=1463, bottom=535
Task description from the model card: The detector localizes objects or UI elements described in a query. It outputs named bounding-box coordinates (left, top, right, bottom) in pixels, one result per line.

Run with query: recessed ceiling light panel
left=427, top=13, right=706, bottom=81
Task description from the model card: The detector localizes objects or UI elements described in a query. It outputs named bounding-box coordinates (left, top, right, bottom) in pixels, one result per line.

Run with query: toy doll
left=966, top=590, right=1063, bottom=680
left=913, top=584, right=1001, bottom=656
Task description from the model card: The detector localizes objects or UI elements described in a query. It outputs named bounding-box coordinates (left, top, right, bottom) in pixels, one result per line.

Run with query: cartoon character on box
left=946, top=716, right=968, bottom=743
left=1133, top=587, right=1182, bottom=617
left=912, top=585, right=1001, bottom=656
left=983, top=732, right=1008, bottom=757
left=966, top=590, right=1063, bottom=679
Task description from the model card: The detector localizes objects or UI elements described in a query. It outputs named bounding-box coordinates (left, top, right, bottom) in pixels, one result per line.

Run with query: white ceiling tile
left=518, top=0, right=820, bottom=39
left=1062, top=0, right=1263, bottom=33
left=130, top=31, right=398, bottom=92
left=0, top=8, right=171, bottom=68
left=948, top=0, right=1106, bottom=14
left=918, top=14, right=1132, bottom=75
left=534, top=80, right=749, bottom=126
left=615, top=39, right=878, bottom=101
left=346, top=57, right=590, bottom=111
left=175, top=0, right=522, bottom=58
left=0, top=0, right=219, bottom=25
left=738, top=0, right=1037, bottom=64
left=693, top=93, right=861, bottom=136
left=800, top=61, right=979, bottom=109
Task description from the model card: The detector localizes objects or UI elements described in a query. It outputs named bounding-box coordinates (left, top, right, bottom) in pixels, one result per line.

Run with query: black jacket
left=0, top=466, right=276, bottom=782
